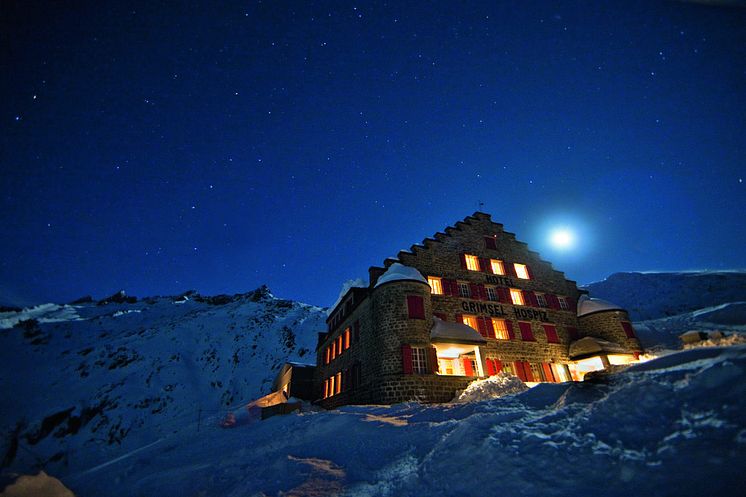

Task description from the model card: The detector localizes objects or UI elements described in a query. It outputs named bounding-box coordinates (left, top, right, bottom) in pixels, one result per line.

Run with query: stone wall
left=578, top=310, right=643, bottom=353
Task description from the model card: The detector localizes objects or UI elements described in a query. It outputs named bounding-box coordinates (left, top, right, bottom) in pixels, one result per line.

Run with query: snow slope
left=59, top=345, right=746, bottom=497
left=0, top=287, right=327, bottom=479
left=583, top=270, right=746, bottom=321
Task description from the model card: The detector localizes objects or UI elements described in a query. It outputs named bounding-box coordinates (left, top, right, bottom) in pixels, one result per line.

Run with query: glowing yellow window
left=344, top=328, right=351, bottom=350
left=325, top=347, right=330, bottom=364
left=329, top=376, right=335, bottom=396
left=464, top=254, right=480, bottom=271
left=462, top=314, right=479, bottom=330
left=510, top=288, right=525, bottom=305
left=492, top=318, right=509, bottom=339
left=514, top=263, right=530, bottom=279
left=337, top=335, right=343, bottom=354
left=491, top=259, right=505, bottom=275
left=428, top=276, right=443, bottom=295
left=335, top=372, right=342, bottom=394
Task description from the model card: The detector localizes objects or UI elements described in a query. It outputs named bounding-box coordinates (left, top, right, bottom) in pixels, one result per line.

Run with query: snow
left=373, top=263, right=427, bottom=288
left=454, top=372, right=528, bottom=402
left=0, top=303, right=82, bottom=329
left=430, top=316, right=486, bottom=343
left=576, top=294, right=623, bottom=316
left=327, top=278, right=366, bottom=315
left=2, top=271, right=746, bottom=496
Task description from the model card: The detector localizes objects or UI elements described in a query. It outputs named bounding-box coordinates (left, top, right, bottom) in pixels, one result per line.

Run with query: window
left=491, top=259, right=505, bottom=275
left=484, top=236, right=497, bottom=250
left=536, top=293, right=548, bottom=308
left=518, top=321, right=535, bottom=341
left=514, top=263, right=530, bottom=279
left=344, top=328, right=351, bottom=350
left=492, top=318, right=510, bottom=339
left=461, top=314, right=479, bottom=330
left=412, top=347, right=428, bottom=374
left=337, top=335, right=343, bottom=355
left=428, top=276, right=443, bottom=295
left=543, top=324, right=559, bottom=343
left=486, top=286, right=497, bottom=301
left=464, top=254, right=480, bottom=271
left=331, top=343, right=336, bottom=360
left=558, top=296, right=569, bottom=310
left=458, top=282, right=471, bottom=298
left=510, top=288, right=525, bottom=305
left=329, top=375, right=335, bottom=396
left=621, top=322, right=636, bottom=338
left=335, top=372, right=342, bottom=394
left=407, top=295, right=425, bottom=319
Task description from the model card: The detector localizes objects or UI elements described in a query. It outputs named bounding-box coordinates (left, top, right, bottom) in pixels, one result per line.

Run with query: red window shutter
left=479, top=257, right=492, bottom=274
left=484, top=316, right=495, bottom=337
left=428, top=347, right=439, bottom=374
left=354, top=320, right=360, bottom=343
left=567, top=326, right=579, bottom=340
left=508, top=263, right=518, bottom=278
left=494, top=359, right=503, bottom=373
left=526, top=265, right=534, bottom=280
left=463, top=358, right=474, bottom=376
left=444, top=279, right=457, bottom=296
left=455, top=313, right=463, bottom=325
left=476, top=317, right=487, bottom=337
left=402, top=345, right=413, bottom=374
left=569, top=298, right=577, bottom=312
left=522, top=290, right=536, bottom=307
left=513, top=361, right=526, bottom=381
left=469, top=283, right=481, bottom=300
left=497, top=287, right=510, bottom=304
left=542, top=363, right=555, bottom=383
left=484, top=236, right=497, bottom=250
left=621, top=322, right=636, bottom=338
left=518, top=322, right=535, bottom=341
left=505, top=320, right=515, bottom=339
left=477, top=284, right=487, bottom=300
left=486, top=359, right=496, bottom=376
left=546, top=294, right=561, bottom=310
left=433, top=312, right=447, bottom=321
left=543, top=324, right=559, bottom=343
left=523, top=362, right=535, bottom=382
left=459, top=253, right=468, bottom=269
left=407, top=295, right=425, bottom=319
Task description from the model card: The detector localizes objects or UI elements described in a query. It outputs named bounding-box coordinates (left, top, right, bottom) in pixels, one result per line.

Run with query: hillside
left=0, top=287, right=327, bottom=477
left=583, top=271, right=746, bottom=321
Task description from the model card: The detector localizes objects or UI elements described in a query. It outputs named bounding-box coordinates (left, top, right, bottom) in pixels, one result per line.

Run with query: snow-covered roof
left=568, top=336, right=631, bottom=359
left=374, top=263, right=428, bottom=288
left=576, top=295, right=624, bottom=317
left=430, top=317, right=487, bottom=344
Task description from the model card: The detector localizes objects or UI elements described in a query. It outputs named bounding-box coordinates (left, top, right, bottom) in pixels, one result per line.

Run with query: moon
left=549, top=228, right=575, bottom=249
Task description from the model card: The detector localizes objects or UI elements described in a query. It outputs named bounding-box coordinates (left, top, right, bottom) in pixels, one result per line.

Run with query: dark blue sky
left=2, top=1, right=745, bottom=308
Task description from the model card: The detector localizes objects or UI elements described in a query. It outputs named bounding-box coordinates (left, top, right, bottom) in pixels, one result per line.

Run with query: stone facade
left=314, top=212, right=643, bottom=408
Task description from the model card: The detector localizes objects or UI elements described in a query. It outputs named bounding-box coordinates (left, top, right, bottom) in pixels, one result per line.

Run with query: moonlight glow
left=550, top=229, right=575, bottom=250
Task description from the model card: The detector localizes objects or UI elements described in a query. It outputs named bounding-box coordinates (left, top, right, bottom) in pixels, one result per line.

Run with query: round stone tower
left=576, top=296, right=643, bottom=354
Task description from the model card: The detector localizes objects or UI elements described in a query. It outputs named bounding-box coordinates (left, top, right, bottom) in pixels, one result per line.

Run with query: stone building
left=314, top=212, right=642, bottom=408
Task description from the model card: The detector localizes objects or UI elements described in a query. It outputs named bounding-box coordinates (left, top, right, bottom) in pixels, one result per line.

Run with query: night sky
left=2, top=1, right=745, bottom=308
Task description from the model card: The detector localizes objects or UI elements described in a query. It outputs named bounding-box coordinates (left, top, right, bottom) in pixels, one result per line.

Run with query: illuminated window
left=337, top=335, right=343, bottom=355
left=464, top=254, right=480, bottom=271
left=514, top=263, right=530, bottom=279
left=335, top=372, right=342, bottom=394
left=331, top=343, right=336, bottom=360
left=344, top=328, right=351, bottom=350
left=329, top=375, right=335, bottom=395
left=462, top=314, right=479, bottom=330
left=428, top=276, right=443, bottom=295
left=491, top=259, right=505, bottom=275
left=558, top=297, right=569, bottom=310
left=458, top=282, right=471, bottom=298
left=492, top=318, right=510, bottom=339
left=536, top=293, right=547, bottom=308
left=412, top=347, right=428, bottom=374
left=510, top=288, right=525, bottom=305
left=486, top=286, right=497, bottom=301
left=325, top=347, right=330, bottom=364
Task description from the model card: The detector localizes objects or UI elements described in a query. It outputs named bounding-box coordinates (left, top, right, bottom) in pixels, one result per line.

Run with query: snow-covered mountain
left=1, top=272, right=745, bottom=496
left=583, top=270, right=746, bottom=321
left=0, top=287, right=327, bottom=481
